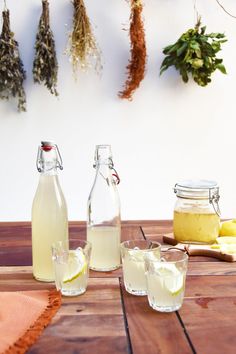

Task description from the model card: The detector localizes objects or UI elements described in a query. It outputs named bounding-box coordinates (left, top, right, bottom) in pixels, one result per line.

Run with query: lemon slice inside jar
left=63, top=249, right=87, bottom=283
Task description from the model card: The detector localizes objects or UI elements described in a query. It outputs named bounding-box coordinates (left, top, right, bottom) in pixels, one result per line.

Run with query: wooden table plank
left=30, top=277, right=129, bottom=354
left=0, top=222, right=144, bottom=267
left=187, top=262, right=236, bottom=276
left=120, top=281, right=193, bottom=354
left=185, top=275, right=236, bottom=298
left=2, top=221, right=236, bottom=354
left=142, top=223, right=172, bottom=237
left=29, top=335, right=128, bottom=354
left=180, top=275, right=236, bottom=354
left=179, top=298, right=236, bottom=354
left=0, top=266, right=130, bottom=354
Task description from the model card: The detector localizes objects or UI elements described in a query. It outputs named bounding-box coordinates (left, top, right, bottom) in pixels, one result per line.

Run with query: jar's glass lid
left=176, top=179, right=218, bottom=190
left=174, top=179, right=219, bottom=200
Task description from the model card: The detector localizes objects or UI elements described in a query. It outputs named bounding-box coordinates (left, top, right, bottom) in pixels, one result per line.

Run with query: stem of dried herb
left=215, top=0, right=236, bottom=19
left=119, top=0, right=147, bottom=100
left=67, top=0, right=102, bottom=77
left=0, top=9, right=26, bottom=112
left=33, top=0, right=58, bottom=96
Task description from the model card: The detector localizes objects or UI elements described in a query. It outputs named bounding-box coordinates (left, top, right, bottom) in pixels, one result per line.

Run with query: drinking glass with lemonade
left=52, top=240, right=91, bottom=296
left=121, top=240, right=161, bottom=296
left=145, top=249, right=188, bottom=312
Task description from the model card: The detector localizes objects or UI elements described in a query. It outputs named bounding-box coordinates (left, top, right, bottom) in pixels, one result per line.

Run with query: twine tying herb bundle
left=119, top=0, right=146, bottom=100
left=0, top=9, right=26, bottom=112
left=160, top=18, right=227, bottom=87
left=67, top=0, right=101, bottom=76
left=33, top=0, right=58, bottom=96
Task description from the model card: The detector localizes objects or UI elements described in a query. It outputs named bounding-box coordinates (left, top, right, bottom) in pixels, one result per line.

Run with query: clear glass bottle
left=87, top=145, right=121, bottom=271
left=32, top=141, right=68, bottom=282
left=173, top=180, right=220, bottom=244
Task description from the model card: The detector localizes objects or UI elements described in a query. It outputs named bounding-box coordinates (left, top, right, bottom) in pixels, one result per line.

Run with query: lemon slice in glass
left=155, top=263, right=184, bottom=296
left=63, top=249, right=87, bottom=284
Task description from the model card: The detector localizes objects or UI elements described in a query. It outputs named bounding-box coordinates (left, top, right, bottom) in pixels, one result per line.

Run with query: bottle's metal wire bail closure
left=55, top=144, right=63, bottom=170
left=36, top=145, right=42, bottom=172
left=93, top=155, right=121, bottom=185
left=111, top=167, right=120, bottom=185
left=108, top=158, right=120, bottom=185
left=209, top=187, right=221, bottom=217
left=36, top=143, right=63, bottom=172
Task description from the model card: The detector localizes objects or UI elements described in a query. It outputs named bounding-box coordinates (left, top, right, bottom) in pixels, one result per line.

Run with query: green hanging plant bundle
left=0, top=8, right=26, bottom=112
left=67, top=0, right=102, bottom=77
left=160, top=18, right=227, bottom=86
left=33, top=0, right=58, bottom=96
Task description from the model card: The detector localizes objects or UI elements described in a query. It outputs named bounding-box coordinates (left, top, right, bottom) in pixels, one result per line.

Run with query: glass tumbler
left=145, top=249, right=188, bottom=312
left=120, top=240, right=161, bottom=296
left=52, top=239, right=91, bottom=297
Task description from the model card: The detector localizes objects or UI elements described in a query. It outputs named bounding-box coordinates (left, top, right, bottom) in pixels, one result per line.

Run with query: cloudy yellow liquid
left=32, top=175, right=68, bottom=282
left=87, top=226, right=120, bottom=271
left=174, top=210, right=220, bottom=244
left=146, top=272, right=185, bottom=311
left=54, top=263, right=88, bottom=296
left=122, top=253, right=147, bottom=295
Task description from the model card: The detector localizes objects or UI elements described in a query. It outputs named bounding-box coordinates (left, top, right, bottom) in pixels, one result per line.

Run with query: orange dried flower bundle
left=119, top=0, right=147, bottom=100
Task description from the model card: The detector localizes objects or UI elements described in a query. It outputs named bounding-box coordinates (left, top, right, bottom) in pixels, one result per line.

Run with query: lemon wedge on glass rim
left=155, top=263, right=184, bottom=296
left=63, top=249, right=87, bottom=284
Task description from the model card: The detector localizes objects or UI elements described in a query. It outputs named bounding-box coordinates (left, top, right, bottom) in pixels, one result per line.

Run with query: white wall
left=0, top=0, right=236, bottom=221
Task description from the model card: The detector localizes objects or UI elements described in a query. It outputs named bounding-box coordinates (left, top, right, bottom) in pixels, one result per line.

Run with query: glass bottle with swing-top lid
left=173, top=180, right=220, bottom=244
left=87, top=145, right=121, bottom=271
left=32, top=141, right=68, bottom=282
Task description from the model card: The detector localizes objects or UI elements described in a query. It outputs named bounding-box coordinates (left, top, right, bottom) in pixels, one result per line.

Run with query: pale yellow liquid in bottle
left=173, top=210, right=220, bottom=244
left=87, top=226, right=121, bottom=271
left=32, top=175, right=68, bottom=281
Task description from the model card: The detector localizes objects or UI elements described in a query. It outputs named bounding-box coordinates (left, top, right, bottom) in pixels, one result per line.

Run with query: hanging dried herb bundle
left=160, top=18, right=227, bottom=86
left=67, top=0, right=101, bottom=76
left=119, top=0, right=147, bottom=100
left=0, top=9, right=26, bottom=112
left=33, top=0, right=58, bottom=96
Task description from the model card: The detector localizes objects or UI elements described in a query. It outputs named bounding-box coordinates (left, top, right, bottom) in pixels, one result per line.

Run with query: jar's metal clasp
left=209, top=187, right=221, bottom=217
left=174, top=183, right=178, bottom=194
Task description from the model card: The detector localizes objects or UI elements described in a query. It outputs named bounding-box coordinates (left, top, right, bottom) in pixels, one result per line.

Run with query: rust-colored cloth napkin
left=0, top=289, right=61, bottom=354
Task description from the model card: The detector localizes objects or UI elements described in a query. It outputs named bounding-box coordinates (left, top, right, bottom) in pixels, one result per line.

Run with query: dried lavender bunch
left=67, top=0, right=102, bottom=76
left=33, top=0, right=58, bottom=96
left=0, top=9, right=26, bottom=112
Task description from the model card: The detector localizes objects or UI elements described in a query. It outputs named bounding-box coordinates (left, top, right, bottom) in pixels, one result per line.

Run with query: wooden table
left=1, top=221, right=236, bottom=354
